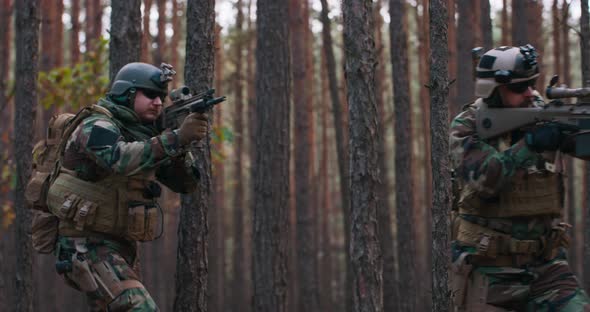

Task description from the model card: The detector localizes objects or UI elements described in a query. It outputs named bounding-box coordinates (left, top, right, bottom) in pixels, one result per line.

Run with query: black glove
left=525, top=123, right=575, bottom=152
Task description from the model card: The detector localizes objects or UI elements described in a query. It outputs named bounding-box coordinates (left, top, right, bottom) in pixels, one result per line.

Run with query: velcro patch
left=479, top=55, right=496, bottom=69
left=87, top=125, right=120, bottom=149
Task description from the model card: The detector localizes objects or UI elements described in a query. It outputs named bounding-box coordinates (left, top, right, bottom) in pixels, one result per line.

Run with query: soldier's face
left=134, top=89, right=164, bottom=122
left=498, top=84, right=534, bottom=108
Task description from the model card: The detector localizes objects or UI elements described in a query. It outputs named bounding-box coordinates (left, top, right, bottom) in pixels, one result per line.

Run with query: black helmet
left=108, top=62, right=176, bottom=101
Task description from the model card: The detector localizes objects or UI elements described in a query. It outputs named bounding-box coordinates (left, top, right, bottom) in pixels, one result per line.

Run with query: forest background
left=0, top=0, right=589, bottom=311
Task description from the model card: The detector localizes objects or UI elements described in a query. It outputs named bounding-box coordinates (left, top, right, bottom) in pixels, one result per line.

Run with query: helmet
left=108, top=62, right=176, bottom=98
left=475, top=44, right=539, bottom=98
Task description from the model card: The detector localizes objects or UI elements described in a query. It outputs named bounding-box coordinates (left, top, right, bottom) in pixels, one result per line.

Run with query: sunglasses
left=142, top=89, right=167, bottom=101
left=506, top=79, right=536, bottom=94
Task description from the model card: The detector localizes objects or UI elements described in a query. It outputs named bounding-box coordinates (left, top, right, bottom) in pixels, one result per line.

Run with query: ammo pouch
left=459, top=171, right=562, bottom=218
left=47, top=170, right=161, bottom=242
left=31, top=210, right=59, bottom=253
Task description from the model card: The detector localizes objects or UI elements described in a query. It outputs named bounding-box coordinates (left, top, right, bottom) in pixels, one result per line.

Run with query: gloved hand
left=177, top=112, right=209, bottom=146
left=525, top=123, right=569, bottom=152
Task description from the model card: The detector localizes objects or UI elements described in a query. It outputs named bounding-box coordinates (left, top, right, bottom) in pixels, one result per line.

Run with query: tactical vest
left=46, top=109, right=161, bottom=242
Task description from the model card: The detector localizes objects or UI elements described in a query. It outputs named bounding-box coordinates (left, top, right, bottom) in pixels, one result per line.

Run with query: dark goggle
left=142, top=89, right=167, bottom=101
left=506, top=79, right=536, bottom=94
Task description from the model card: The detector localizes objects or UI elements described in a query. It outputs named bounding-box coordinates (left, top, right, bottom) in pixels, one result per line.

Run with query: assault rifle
left=476, top=75, right=590, bottom=158
left=158, top=86, right=226, bottom=131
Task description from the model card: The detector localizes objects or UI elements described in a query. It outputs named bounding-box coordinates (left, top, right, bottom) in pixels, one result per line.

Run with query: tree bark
left=429, top=1, right=451, bottom=311
left=252, top=0, right=290, bottom=311
left=173, top=0, right=215, bottom=311
left=447, top=0, right=457, bottom=117
left=108, top=0, right=141, bottom=83
left=170, top=0, right=180, bottom=81
left=14, top=0, right=39, bottom=311
left=389, top=0, right=414, bottom=311
left=501, top=0, right=509, bottom=46
left=342, top=1, right=383, bottom=311
left=85, top=0, right=102, bottom=51
left=319, top=1, right=352, bottom=310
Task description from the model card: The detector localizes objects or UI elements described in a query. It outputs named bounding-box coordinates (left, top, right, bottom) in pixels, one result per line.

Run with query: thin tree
left=429, top=0, right=451, bottom=311
left=501, top=0, right=509, bottom=46
left=14, top=0, right=39, bottom=311
left=480, top=0, right=493, bottom=50
left=389, top=0, right=414, bottom=311
left=252, top=0, right=291, bottom=310
left=208, top=22, right=225, bottom=312
left=153, top=0, right=167, bottom=65
left=342, top=0, right=382, bottom=311
left=70, top=0, right=80, bottom=64
left=374, top=1, right=397, bottom=311
left=456, top=0, right=476, bottom=108
left=512, top=0, right=529, bottom=46
left=447, top=0, right=457, bottom=117
left=232, top=1, right=248, bottom=311
left=173, top=0, right=216, bottom=310
left=85, top=0, right=102, bottom=51
left=108, top=0, right=141, bottom=83
left=291, top=0, right=320, bottom=310
left=141, top=0, right=152, bottom=63
left=319, top=1, right=352, bottom=309
left=169, top=0, right=180, bottom=80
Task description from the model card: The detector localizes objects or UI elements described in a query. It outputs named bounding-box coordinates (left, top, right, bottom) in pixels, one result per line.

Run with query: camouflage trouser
left=55, top=236, right=159, bottom=312
left=452, top=256, right=590, bottom=311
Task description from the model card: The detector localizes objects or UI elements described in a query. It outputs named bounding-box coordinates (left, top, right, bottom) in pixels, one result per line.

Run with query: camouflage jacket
left=62, top=98, right=198, bottom=193
left=449, top=96, right=549, bottom=199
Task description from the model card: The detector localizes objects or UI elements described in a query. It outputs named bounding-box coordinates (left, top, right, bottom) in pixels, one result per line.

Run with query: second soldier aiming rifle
left=158, top=86, right=226, bottom=131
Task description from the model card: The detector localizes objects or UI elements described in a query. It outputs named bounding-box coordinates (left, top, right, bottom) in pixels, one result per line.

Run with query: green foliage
left=38, top=37, right=110, bottom=110
left=211, top=125, right=235, bottom=163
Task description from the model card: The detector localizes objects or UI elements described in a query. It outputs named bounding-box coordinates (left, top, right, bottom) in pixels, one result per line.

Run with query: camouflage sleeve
left=449, top=108, right=542, bottom=198
left=68, top=115, right=183, bottom=176
left=155, top=155, right=199, bottom=193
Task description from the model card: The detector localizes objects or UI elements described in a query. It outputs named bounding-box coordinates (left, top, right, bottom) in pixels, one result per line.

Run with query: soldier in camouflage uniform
left=47, top=63, right=208, bottom=311
left=450, top=45, right=590, bottom=311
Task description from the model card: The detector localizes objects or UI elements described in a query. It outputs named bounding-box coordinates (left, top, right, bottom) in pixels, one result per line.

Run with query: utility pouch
left=31, top=210, right=59, bottom=253
left=55, top=193, right=81, bottom=220
left=25, top=171, right=51, bottom=211
left=450, top=252, right=472, bottom=309
left=70, top=254, right=99, bottom=292
left=126, top=205, right=146, bottom=241
left=542, top=222, right=571, bottom=260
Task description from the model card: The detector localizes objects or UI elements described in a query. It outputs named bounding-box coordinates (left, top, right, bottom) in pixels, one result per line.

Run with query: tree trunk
left=374, top=1, right=397, bottom=311
left=85, top=0, right=102, bottom=51
left=141, top=0, right=152, bottom=63
left=581, top=0, right=590, bottom=292
left=429, top=1, right=451, bottom=311
left=389, top=0, right=414, bottom=311
left=232, top=1, right=248, bottom=311
left=252, top=1, right=290, bottom=311
left=512, top=0, right=528, bottom=46
left=54, top=0, right=63, bottom=67
left=319, top=48, right=334, bottom=312
left=502, top=0, right=509, bottom=46
left=153, top=0, right=166, bottom=65
left=319, top=1, right=352, bottom=310
left=14, top=0, right=39, bottom=311
left=456, top=0, right=476, bottom=107
left=447, top=0, right=457, bottom=117
left=207, top=22, right=225, bottom=312
left=173, top=1, right=215, bottom=311
left=170, top=0, right=180, bottom=81
left=342, top=1, right=383, bottom=311
left=480, top=0, right=493, bottom=50
left=70, top=0, right=80, bottom=64
left=527, top=1, right=545, bottom=90
left=291, top=0, right=319, bottom=311
left=108, top=0, right=141, bottom=83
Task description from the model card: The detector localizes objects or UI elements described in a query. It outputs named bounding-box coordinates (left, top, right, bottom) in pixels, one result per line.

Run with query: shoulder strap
left=49, top=105, right=114, bottom=183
